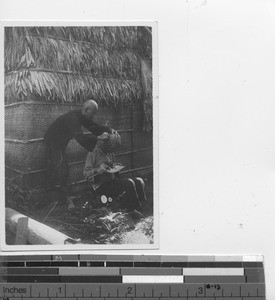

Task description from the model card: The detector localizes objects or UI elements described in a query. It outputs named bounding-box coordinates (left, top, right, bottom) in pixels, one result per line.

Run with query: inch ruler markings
left=0, top=255, right=265, bottom=299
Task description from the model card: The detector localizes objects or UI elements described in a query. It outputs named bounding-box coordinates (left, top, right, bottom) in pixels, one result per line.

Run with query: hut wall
left=5, top=101, right=153, bottom=196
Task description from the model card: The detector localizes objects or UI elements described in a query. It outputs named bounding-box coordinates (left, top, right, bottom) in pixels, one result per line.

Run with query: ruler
left=0, top=255, right=265, bottom=299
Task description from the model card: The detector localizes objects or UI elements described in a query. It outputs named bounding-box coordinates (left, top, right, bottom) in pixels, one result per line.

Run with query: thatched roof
left=4, top=26, right=152, bottom=130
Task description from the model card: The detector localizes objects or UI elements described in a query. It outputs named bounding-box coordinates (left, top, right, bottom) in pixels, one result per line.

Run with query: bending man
left=44, top=100, right=114, bottom=210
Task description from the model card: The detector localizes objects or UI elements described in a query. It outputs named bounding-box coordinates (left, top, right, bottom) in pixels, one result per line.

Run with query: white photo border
left=0, top=20, right=159, bottom=252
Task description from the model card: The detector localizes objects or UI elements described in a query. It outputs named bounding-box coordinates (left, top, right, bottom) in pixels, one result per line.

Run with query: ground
left=5, top=175, right=154, bottom=245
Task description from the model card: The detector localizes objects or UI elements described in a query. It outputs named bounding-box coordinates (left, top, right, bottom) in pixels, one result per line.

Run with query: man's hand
left=97, top=163, right=108, bottom=174
left=98, top=132, right=109, bottom=140
left=110, top=128, right=118, bottom=135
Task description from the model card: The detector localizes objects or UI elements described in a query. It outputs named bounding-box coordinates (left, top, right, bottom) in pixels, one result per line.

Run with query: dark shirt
left=44, top=110, right=111, bottom=151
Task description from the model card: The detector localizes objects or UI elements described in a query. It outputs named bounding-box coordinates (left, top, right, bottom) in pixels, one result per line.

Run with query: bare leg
left=132, top=177, right=147, bottom=204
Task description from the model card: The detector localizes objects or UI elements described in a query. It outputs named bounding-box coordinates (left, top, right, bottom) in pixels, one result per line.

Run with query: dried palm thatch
left=5, top=69, right=142, bottom=107
left=4, top=26, right=153, bottom=129
left=5, top=28, right=141, bottom=79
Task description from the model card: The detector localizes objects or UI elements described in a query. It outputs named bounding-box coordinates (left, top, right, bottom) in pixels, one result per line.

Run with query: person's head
left=99, top=132, right=121, bottom=153
left=82, top=100, right=98, bottom=120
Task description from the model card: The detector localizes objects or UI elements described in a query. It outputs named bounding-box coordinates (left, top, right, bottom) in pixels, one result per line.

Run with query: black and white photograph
left=2, top=23, right=158, bottom=249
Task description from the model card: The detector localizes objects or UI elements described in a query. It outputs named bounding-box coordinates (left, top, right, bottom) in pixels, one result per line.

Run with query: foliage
left=141, top=58, right=153, bottom=131
left=81, top=207, right=134, bottom=244
left=120, top=216, right=154, bottom=244
left=5, top=182, right=153, bottom=245
left=5, top=179, right=33, bottom=213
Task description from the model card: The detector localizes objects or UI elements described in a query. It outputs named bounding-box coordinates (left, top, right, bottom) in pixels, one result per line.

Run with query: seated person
left=83, top=132, right=147, bottom=213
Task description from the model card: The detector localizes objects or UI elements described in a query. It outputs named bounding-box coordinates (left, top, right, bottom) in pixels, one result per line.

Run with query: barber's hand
left=97, top=163, right=108, bottom=174
left=98, top=132, right=109, bottom=140
left=110, top=128, right=118, bottom=135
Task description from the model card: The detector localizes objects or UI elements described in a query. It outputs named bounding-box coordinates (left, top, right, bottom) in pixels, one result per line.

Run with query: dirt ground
left=5, top=175, right=154, bottom=245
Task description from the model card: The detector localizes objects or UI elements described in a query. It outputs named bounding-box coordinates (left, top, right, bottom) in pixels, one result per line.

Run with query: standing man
left=44, top=100, right=114, bottom=210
